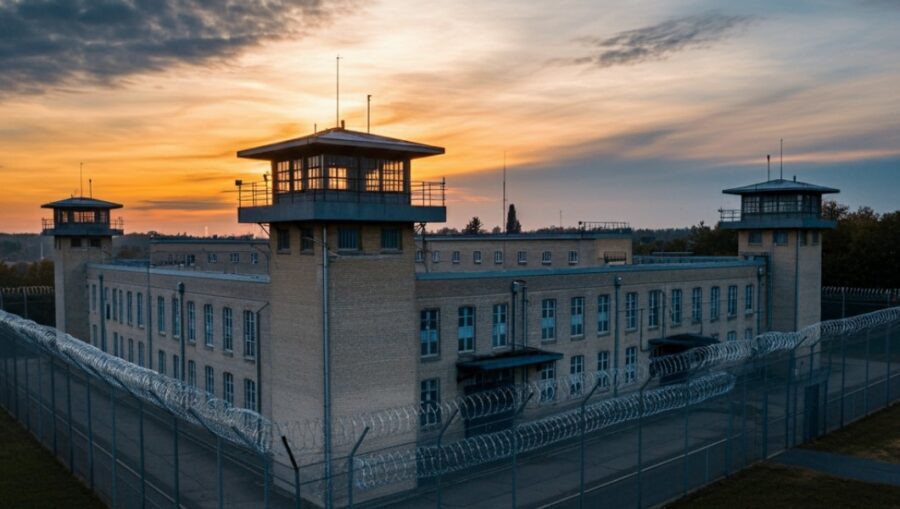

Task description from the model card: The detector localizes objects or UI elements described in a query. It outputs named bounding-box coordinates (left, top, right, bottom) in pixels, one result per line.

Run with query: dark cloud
left=131, top=198, right=229, bottom=211
left=0, top=0, right=342, bottom=94
left=574, top=12, right=753, bottom=68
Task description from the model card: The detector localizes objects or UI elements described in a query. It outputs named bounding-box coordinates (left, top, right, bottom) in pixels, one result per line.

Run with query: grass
left=803, top=402, right=900, bottom=463
left=664, top=463, right=900, bottom=509
left=0, top=409, right=105, bottom=509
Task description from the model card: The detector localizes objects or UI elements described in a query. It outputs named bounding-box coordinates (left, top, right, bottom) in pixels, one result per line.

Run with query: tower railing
left=718, top=209, right=828, bottom=223
left=41, top=217, right=124, bottom=232
left=235, top=178, right=446, bottom=208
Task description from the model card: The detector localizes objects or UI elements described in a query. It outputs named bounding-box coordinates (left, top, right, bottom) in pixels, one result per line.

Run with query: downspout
left=255, top=302, right=269, bottom=414
left=99, top=273, right=106, bottom=352
left=178, top=282, right=186, bottom=382
left=322, top=225, right=333, bottom=509
left=147, top=263, right=153, bottom=370
left=510, top=282, right=518, bottom=353
left=756, top=266, right=763, bottom=335
left=521, top=283, right=529, bottom=350
left=613, top=276, right=622, bottom=396
left=794, top=231, right=800, bottom=331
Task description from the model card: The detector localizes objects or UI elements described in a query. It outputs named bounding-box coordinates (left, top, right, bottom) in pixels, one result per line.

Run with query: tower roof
left=41, top=197, right=123, bottom=209
left=237, top=127, right=445, bottom=160
left=722, top=178, right=839, bottom=195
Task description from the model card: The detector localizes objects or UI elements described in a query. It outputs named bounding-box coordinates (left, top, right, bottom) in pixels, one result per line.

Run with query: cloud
left=573, top=12, right=753, bottom=68
left=0, top=0, right=344, bottom=95
left=131, top=198, right=229, bottom=211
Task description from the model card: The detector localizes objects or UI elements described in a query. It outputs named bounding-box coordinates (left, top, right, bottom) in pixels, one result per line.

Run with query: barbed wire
left=0, top=285, right=55, bottom=296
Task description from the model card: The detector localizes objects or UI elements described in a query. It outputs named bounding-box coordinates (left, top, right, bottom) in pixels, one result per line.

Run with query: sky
left=1, top=0, right=899, bottom=235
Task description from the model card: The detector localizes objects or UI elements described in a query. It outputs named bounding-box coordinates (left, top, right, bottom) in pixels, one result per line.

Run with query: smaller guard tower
left=41, top=197, right=123, bottom=340
left=719, top=177, right=839, bottom=332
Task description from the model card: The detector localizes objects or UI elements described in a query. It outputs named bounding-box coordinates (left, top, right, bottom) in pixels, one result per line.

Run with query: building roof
left=722, top=178, right=839, bottom=195
left=41, top=197, right=123, bottom=209
left=421, top=230, right=631, bottom=242
left=237, top=127, right=445, bottom=160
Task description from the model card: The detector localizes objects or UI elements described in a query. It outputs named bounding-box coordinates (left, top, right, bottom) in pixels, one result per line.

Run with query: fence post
left=840, top=335, right=847, bottom=428
left=511, top=391, right=534, bottom=509
left=37, top=353, right=43, bottom=444
left=110, top=386, right=118, bottom=509
left=579, top=379, right=604, bottom=508
left=50, top=358, right=57, bottom=457
left=682, top=371, right=691, bottom=496
left=864, top=329, right=871, bottom=416
left=12, top=338, right=19, bottom=419
left=86, top=377, right=95, bottom=490
left=436, top=409, right=460, bottom=509
left=347, top=426, right=370, bottom=508
left=173, top=416, right=180, bottom=509
left=24, top=346, right=30, bottom=430
left=636, top=376, right=653, bottom=508
left=740, top=369, right=748, bottom=466
left=282, top=436, right=302, bottom=509
left=885, top=325, right=892, bottom=407
left=761, top=363, right=769, bottom=459
left=66, top=364, right=74, bottom=472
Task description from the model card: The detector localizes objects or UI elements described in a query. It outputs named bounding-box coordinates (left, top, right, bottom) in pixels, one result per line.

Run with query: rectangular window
left=457, top=306, right=475, bottom=353
left=208, top=253, right=218, bottom=263
left=692, top=287, right=702, bottom=323
left=230, top=252, right=240, bottom=263
left=172, top=297, right=181, bottom=338
left=338, top=228, right=360, bottom=251
left=432, top=250, right=441, bottom=263
left=451, top=251, right=461, bottom=264
left=420, top=378, right=441, bottom=428
left=157, top=296, right=166, bottom=333
left=223, top=373, right=234, bottom=406
left=800, top=231, right=808, bottom=246
left=539, top=363, right=556, bottom=402
left=710, top=287, right=721, bottom=321
left=773, top=231, right=789, bottom=246
left=158, top=351, right=166, bottom=375
left=625, top=292, right=638, bottom=330
left=91, top=284, right=97, bottom=311
left=118, top=290, right=124, bottom=324
left=745, top=285, right=754, bottom=313
left=727, top=331, right=737, bottom=342
left=128, top=338, right=134, bottom=363
left=276, top=228, right=290, bottom=251
left=570, top=297, right=585, bottom=337
left=223, top=307, right=233, bottom=352
left=727, top=285, right=738, bottom=317
left=307, top=156, right=323, bottom=189
left=492, top=304, right=508, bottom=348
left=517, top=251, right=527, bottom=265
left=91, top=324, right=97, bottom=346
left=113, top=332, right=119, bottom=356
left=187, top=301, right=196, bottom=343
left=112, top=288, right=118, bottom=322
left=172, top=354, right=179, bottom=380
left=126, top=292, right=133, bottom=325
left=415, top=250, right=425, bottom=263
left=541, top=251, right=552, bottom=265
left=420, top=309, right=440, bottom=357
left=473, top=250, right=483, bottom=264
left=105, top=288, right=109, bottom=319
left=250, top=252, right=259, bottom=265
left=188, top=360, right=196, bottom=387
left=136, top=292, right=143, bottom=327
left=671, top=289, right=683, bottom=326
left=204, top=304, right=214, bottom=347
left=300, top=228, right=314, bottom=251
left=138, top=342, right=144, bottom=367
left=748, top=231, right=762, bottom=245
left=625, top=346, right=637, bottom=384
left=597, top=351, right=610, bottom=388
left=243, top=310, right=257, bottom=359
left=245, top=379, right=257, bottom=411
left=186, top=254, right=196, bottom=266
left=493, top=250, right=503, bottom=264
left=570, top=355, right=584, bottom=396
left=381, top=228, right=402, bottom=250
left=541, top=299, right=556, bottom=341
left=568, top=250, right=579, bottom=265
left=597, top=294, right=610, bottom=334
left=205, top=366, right=215, bottom=396
left=648, top=290, right=661, bottom=328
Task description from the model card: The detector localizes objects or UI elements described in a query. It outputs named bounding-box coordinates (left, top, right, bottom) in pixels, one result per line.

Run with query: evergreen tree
left=506, top=204, right=522, bottom=234
left=463, top=217, right=483, bottom=235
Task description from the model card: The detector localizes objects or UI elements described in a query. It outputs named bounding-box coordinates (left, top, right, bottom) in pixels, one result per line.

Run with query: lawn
left=0, top=409, right=105, bottom=509
left=803, top=402, right=900, bottom=464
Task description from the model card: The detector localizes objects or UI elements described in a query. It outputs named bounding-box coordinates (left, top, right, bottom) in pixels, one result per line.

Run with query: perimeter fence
left=2, top=304, right=900, bottom=509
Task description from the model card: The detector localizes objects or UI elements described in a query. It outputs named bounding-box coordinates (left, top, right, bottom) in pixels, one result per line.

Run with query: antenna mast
left=767, top=154, right=771, bottom=181
left=336, top=55, right=341, bottom=128
left=367, top=94, right=372, bottom=133
left=79, top=162, right=84, bottom=197
left=502, top=153, right=507, bottom=232
left=780, top=138, right=784, bottom=179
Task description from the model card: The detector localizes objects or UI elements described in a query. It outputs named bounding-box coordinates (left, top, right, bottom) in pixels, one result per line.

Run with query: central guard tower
left=236, top=127, right=446, bottom=499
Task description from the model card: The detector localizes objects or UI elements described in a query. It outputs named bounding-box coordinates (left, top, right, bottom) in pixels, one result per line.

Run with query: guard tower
left=235, top=127, right=446, bottom=478
left=719, top=178, right=839, bottom=332
left=41, top=197, right=124, bottom=340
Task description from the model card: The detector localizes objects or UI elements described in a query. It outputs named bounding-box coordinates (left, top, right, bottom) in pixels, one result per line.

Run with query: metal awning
left=457, top=347, right=563, bottom=372
left=649, top=333, right=719, bottom=349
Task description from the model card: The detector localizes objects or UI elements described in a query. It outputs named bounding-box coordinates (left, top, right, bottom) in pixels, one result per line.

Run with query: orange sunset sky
left=1, top=0, right=899, bottom=235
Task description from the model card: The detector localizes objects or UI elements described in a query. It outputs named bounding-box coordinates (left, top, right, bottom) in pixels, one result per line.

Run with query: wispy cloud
left=131, top=198, right=230, bottom=212
left=0, top=0, right=345, bottom=95
left=573, top=12, right=753, bottom=68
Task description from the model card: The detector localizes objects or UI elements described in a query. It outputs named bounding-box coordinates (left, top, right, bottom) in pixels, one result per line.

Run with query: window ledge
left=420, top=355, right=441, bottom=363
left=597, top=332, right=610, bottom=338
left=204, top=345, right=215, bottom=351
left=276, top=250, right=291, bottom=255
left=570, top=335, right=585, bottom=341
left=223, top=351, right=234, bottom=357
left=541, top=338, right=558, bottom=344
left=243, top=356, right=256, bottom=363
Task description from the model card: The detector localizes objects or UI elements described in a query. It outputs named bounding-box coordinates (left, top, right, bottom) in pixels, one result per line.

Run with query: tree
left=463, top=217, right=483, bottom=235
left=506, top=204, right=522, bottom=234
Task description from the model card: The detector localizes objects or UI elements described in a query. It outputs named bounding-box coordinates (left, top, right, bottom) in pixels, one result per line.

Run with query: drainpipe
left=178, top=282, right=185, bottom=382
left=521, top=283, right=529, bottom=350
left=99, top=274, right=106, bottom=352
left=255, top=302, right=269, bottom=414
left=510, top=282, right=517, bottom=353
left=794, top=231, right=800, bottom=331
left=146, top=262, right=153, bottom=370
left=322, top=225, right=333, bottom=509
left=613, top=276, right=622, bottom=396
left=756, top=266, right=763, bottom=335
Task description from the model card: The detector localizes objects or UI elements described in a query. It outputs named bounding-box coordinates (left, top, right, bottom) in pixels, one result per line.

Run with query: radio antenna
left=336, top=55, right=342, bottom=128
left=79, top=162, right=84, bottom=197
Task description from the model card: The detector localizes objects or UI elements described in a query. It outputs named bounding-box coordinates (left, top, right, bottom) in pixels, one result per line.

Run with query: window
left=186, top=254, right=196, bottom=266
left=473, top=250, right=483, bottom=264
left=745, top=327, right=754, bottom=341
left=671, top=289, right=683, bottom=326
left=105, top=288, right=110, bottom=319
left=420, top=379, right=441, bottom=428
left=382, top=160, right=405, bottom=192
left=727, top=331, right=737, bottom=342
left=541, top=251, right=552, bottom=265
left=228, top=252, right=239, bottom=263
left=648, top=290, right=661, bottom=328
left=381, top=228, right=401, bottom=250
left=243, top=310, right=257, bottom=359
left=597, top=294, right=610, bottom=334
left=208, top=253, right=218, bottom=263
left=541, top=299, right=556, bottom=341
left=172, top=297, right=181, bottom=337
left=300, top=228, right=314, bottom=251
left=112, top=289, right=118, bottom=321
left=223, top=307, right=233, bottom=352
left=568, top=250, right=579, bottom=265
left=70, top=237, right=82, bottom=248
left=91, top=324, right=97, bottom=346
left=223, top=373, right=234, bottom=406
left=138, top=342, right=145, bottom=367
left=539, top=363, right=556, bottom=402
left=188, top=361, right=196, bottom=387
left=204, top=304, right=214, bottom=347
left=250, top=252, right=259, bottom=265
left=773, top=231, right=789, bottom=246
left=710, top=287, right=721, bottom=321
left=205, top=366, right=215, bottom=396
left=128, top=338, right=134, bottom=363
left=748, top=231, right=762, bottom=245
left=91, top=284, right=97, bottom=311
left=492, top=304, right=508, bottom=348
left=691, top=287, right=702, bottom=323
left=245, top=379, right=257, bottom=411
left=493, top=250, right=503, bottom=264
left=432, top=250, right=441, bottom=263
left=307, top=155, right=323, bottom=189
left=119, top=335, right=124, bottom=359
left=727, top=285, right=738, bottom=317
left=118, top=290, right=124, bottom=324
left=420, top=309, right=440, bottom=357
left=113, top=332, right=119, bottom=356
left=275, top=160, right=291, bottom=193
left=157, top=296, right=166, bottom=334
left=745, top=285, right=754, bottom=313
left=451, top=251, right=461, bottom=264
left=415, top=250, right=425, bottom=263
left=570, top=355, right=584, bottom=396
left=158, top=351, right=166, bottom=375
left=276, top=228, right=290, bottom=251
left=597, top=351, right=610, bottom=388
left=517, top=251, right=527, bottom=265
left=136, top=292, right=143, bottom=327
left=338, top=228, right=360, bottom=250
left=570, top=297, right=584, bottom=337
left=187, top=301, right=196, bottom=343
left=625, top=346, right=637, bottom=384
left=125, top=292, right=133, bottom=325
left=457, top=306, right=475, bottom=353
left=625, top=292, right=638, bottom=330
left=172, top=354, right=180, bottom=380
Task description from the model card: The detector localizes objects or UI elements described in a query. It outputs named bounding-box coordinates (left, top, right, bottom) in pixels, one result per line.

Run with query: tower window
left=276, top=228, right=290, bottom=252
left=451, top=251, right=461, bottom=264
left=381, top=228, right=402, bottom=250
left=568, top=250, right=579, bottom=264
left=90, top=238, right=101, bottom=248
left=773, top=231, right=789, bottom=246
left=300, top=228, right=314, bottom=251
left=70, top=238, right=82, bottom=248
left=541, top=251, right=552, bottom=265
left=748, top=231, right=762, bottom=245
left=338, top=228, right=360, bottom=251
left=473, top=250, right=483, bottom=264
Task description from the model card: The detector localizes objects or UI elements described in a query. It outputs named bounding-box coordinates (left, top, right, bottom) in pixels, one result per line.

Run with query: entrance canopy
left=457, top=347, right=563, bottom=373
left=649, top=333, right=719, bottom=349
